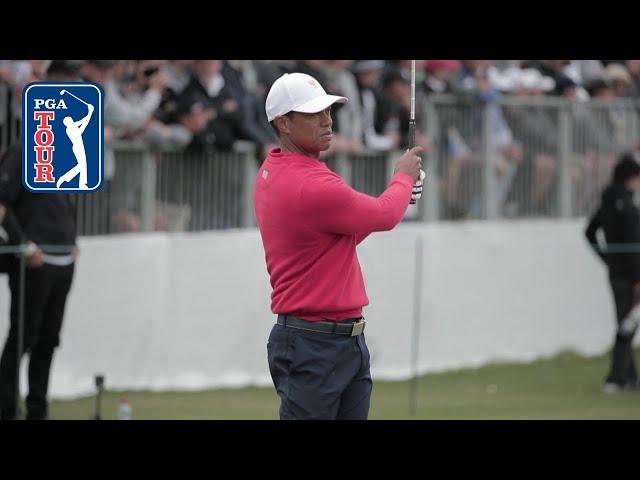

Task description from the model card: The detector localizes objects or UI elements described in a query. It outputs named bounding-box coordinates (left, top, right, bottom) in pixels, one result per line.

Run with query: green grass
left=49, top=348, right=640, bottom=420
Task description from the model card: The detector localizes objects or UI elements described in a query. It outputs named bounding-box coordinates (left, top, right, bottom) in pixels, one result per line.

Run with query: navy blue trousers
left=267, top=323, right=372, bottom=420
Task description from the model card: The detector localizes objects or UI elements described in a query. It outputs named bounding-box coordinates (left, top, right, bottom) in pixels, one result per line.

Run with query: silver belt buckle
left=350, top=319, right=366, bottom=336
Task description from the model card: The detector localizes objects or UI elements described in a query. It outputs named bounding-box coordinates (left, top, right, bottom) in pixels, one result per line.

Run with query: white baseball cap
left=265, top=72, right=348, bottom=122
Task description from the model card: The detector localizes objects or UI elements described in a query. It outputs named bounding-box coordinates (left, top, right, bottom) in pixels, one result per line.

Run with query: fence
left=2, top=88, right=639, bottom=234
left=426, top=95, right=640, bottom=221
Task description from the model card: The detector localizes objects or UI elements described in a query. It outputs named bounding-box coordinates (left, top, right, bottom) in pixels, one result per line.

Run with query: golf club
left=60, top=89, right=91, bottom=108
left=409, top=60, right=419, bottom=205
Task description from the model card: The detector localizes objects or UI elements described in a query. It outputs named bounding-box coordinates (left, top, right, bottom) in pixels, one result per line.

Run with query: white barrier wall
left=0, top=219, right=630, bottom=399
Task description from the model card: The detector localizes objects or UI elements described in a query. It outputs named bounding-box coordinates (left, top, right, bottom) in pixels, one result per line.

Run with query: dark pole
left=93, top=374, right=104, bottom=420
left=409, top=234, right=424, bottom=415
left=15, top=245, right=26, bottom=419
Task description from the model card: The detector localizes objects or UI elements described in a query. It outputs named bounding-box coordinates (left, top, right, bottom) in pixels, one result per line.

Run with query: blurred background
left=1, top=59, right=639, bottom=419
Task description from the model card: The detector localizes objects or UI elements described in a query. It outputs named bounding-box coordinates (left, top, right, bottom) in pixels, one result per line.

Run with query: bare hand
left=25, top=242, right=44, bottom=268
left=394, top=146, right=424, bottom=182
left=222, top=99, right=238, bottom=113
left=148, top=71, right=167, bottom=91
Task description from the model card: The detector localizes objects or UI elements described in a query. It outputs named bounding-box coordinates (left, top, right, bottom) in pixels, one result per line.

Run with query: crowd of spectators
left=1, top=60, right=638, bottom=227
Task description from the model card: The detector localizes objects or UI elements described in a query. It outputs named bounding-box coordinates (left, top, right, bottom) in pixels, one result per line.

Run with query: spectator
left=45, top=60, right=83, bottom=82
left=380, top=68, right=431, bottom=151
left=352, top=60, right=400, bottom=151
left=164, top=60, right=194, bottom=97
left=221, top=60, right=277, bottom=159
left=552, top=74, right=578, bottom=98
left=178, top=60, right=244, bottom=152
left=585, top=78, right=614, bottom=99
left=585, top=153, right=640, bottom=393
left=154, top=60, right=195, bottom=126
left=103, top=60, right=168, bottom=137
left=445, top=61, right=523, bottom=218
left=501, top=71, right=560, bottom=215
left=290, top=60, right=359, bottom=157
left=605, top=63, right=633, bottom=98
left=625, top=60, right=640, bottom=98
left=564, top=60, right=606, bottom=88
left=4, top=60, right=50, bottom=122
left=81, top=60, right=167, bottom=233
left=324, top=60, right=364, bottom=154
left=173, top=95, right=217, bottom=151
left=422, top=60, right=460, bottom=95
left=558, top=74, right=619, bottom=214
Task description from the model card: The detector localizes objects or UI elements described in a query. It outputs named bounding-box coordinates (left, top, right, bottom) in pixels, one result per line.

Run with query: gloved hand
left=411, top=169, right=426, bottom=203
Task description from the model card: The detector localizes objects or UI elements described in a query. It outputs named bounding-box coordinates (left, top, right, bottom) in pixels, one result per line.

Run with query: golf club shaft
left=410, top=60, right=416, bottom=146
left=409, top=60, right=417, bottom=205
left=62, top=90, right=90, bottom=107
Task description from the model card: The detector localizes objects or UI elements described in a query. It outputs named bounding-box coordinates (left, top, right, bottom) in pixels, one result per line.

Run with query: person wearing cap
left=255, top=72, right=424, bottom=420
left=625, top=60, right=640, bottom=98
left=605, top=63, right=633, bottom=98
left=46, top=60, right=83, bottom=81
left=422, top=60, right=460, bottom=95
left=585, top=153, right=640, bottom=393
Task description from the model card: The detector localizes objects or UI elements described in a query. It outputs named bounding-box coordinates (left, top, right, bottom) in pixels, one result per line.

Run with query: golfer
left=254, top=72, right=423, bottom=420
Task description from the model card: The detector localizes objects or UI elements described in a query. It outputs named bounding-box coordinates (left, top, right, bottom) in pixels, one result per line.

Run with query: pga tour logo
left=22, top=82, right=104, bottom=192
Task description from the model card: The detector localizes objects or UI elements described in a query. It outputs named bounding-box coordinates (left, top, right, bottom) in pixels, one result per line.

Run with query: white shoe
left=602, top=382, right=623, bottom=394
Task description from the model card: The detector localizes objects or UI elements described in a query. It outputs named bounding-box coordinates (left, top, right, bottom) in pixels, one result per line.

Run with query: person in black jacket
left=585, top=153, right=640, bottom=393
left=0, top=144, right=77, bottom=420
left=177, top=60, right=244, bottom=152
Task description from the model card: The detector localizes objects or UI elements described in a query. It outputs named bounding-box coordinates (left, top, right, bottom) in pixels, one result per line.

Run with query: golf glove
left=411, top=170, right=426, bottom=202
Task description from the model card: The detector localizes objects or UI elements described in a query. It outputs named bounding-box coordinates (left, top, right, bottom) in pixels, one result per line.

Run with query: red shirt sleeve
left=300, top=170, right=414, bottom=235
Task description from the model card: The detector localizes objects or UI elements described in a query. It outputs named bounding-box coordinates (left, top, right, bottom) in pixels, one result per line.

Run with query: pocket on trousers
left=267, top=325, right=293, bottom=383
left=360, top=334, right=371, bottom=369
left=289, top=331, right=344, bottom=388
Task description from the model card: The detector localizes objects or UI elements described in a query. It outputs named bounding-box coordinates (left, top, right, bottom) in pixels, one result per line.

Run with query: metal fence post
left=482, top=103, right=498, bottom=219
left=16, top=246, right=26, bottom=419
left=557, top=104, right=572, bottom=218
left=140, top=150, right=157, bottom=232
left=422, top=98, right=439, bottom=222
left=409, top=234, right=424, bottom=415
left=334, top=153, right=352, bottom=185
left=629, top=102, right=639, bottom=150
left=239, top=147, right=258, bottom=228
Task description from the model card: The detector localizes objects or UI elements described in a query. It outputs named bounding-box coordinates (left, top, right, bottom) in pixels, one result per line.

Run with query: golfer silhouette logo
left=57, top=90, right=94, bottom=189
left=22, top=82, right=104, bottom=193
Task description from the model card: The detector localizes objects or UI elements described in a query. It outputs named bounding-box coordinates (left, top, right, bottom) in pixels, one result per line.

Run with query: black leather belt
left=277, top=314, right=366, bottom=336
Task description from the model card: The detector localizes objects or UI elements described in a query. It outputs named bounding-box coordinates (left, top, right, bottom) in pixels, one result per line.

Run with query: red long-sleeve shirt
left=254, top=148, right=413, bottom=321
